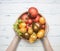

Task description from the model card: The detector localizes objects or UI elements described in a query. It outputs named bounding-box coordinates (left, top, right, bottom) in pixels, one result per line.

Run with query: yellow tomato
left=29, top=33, right=37, bottom=43
left=28, top=27, right=33, bottom=35
left=37, top=29, right=45, bottom=38
left=30, top=33, right=37, bottom=40
left=29, top=38, right=34, bottom=43
left=29, top=38, right=35, bottom=43
left=19, top=28, right=27, bottom=34
left=19, top=22, right=26, bottom=28
left=39, top=17, right=45, bottom=24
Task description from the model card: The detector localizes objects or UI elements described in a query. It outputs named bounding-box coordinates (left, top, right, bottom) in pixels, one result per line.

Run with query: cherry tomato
left=29, top=33, right=37, bottom=43
left=30, top=33, right=37, bottom=40
left=41, top=24, right=46, bottom=29
left=19, top=28, right=27, bottom=34
left=26, top=24, right=29, bottom=30
left=22, top=33, right=30, bottom=40
left=39, top=17, right=46, bottom=24
left=28, top=27, right=33, bottom=35
left=32, top=23, right=40, bottom=32
left=21, top=14, right=29, bottom=23
left=19, top=22, right=26, bottom=28
left=26, top=24, right=32, bottom=30
left=27, top=19, right=32, bottom=24
left=37, top=29, right=45, bottom=38
left=33, top=15, right=40, bottom=22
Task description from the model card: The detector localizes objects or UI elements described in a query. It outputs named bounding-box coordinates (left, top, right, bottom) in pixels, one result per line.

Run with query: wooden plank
left=0, top=0, right=60, bottom=4
left=0, top=37, right=60, bottom=47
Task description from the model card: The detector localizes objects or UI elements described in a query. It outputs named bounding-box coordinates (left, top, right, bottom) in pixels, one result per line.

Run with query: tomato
left=19, top=28, right=27, bottom=34
left=21, top=14, right=29, bottom=23
left=29, top=38, right=34, bottom=43
left=37, top=29, right=45, bottom=38
left=22, top=33, right=30, bottom=40
left=26, top=24, right=29, bottom=30
left=30, top=33, right=37, bottom=40
left=27, top=19, right=32, bottom=24
left=29, top=33, right=37, bottom=43
left=26, top=24, right=32, bottom=30
left=32, top=23, right=40, bottom=32
left=33, top=15, right=40, bottom=22
left=28, top=27, right=33, bottom=35
left=39, top=17, right=46, bottom=24
left=41, top=24, right=46, bottom=29
left=28, top=7, right=38, bottom=18
left=19, top=22, right=26, bottom=28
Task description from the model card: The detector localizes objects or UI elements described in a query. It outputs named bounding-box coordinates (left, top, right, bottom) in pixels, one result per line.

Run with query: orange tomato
left=28, top=27, right=33, bottom=35
left=29, top=33, right=37, bottom=43
left=39, top=17, right=46, bottom=24
left=37, top=29, right=45, bottom=38
left=19, top=22, right=26, bottom=28
left=19, top=28, right=27, bottom=33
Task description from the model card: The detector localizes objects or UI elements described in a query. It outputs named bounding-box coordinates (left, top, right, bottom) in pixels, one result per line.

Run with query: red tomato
left=27, top=19, right=32, bottom=24
left=26, top=24, right=32, bottom=30
left=21, top=14, right=29, bottom=23
left=41, top=24, right=46, bottom=29
left=33, top=15, right=40, bottom=22
left=28, top=7, right=38, bottom=18
left=26, top=24, right=29, bottom=30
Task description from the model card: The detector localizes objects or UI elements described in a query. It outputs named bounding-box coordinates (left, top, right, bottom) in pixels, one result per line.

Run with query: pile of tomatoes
left=13, top=7, right=46, bottom=43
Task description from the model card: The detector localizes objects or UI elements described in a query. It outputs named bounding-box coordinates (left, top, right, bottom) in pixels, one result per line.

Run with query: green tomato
left=18, top=19, right=23, bottom=23
left=16, top=29, right=20, bottom=33
left=16, top=29, right=22, bottom=36
left=13, top=23, right=18, bottom=29
left=18, top=32, right=22, bottom=36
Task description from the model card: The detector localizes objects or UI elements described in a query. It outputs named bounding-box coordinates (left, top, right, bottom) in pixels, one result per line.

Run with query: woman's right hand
left=41, top=37, right=53, bottom=51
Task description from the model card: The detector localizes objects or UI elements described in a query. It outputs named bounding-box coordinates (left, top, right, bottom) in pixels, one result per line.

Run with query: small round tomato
left=19, top=28, right=27, bottom=34
left=28, top=7, right=38, bottom=18
left=33, top=15, right=40, bottom=22
left=28, top=27, right=33, bottom=35
left=29, top=33, right=37, bottom=43
left=19, top=22, right=26, bottom=28
left=26, top=24, right=32, bottom=30
left=29, top=38, right=34, bottom=43
left=32, top=23, right=40, bottom=32
left=26, top=24, right=29, bottom=30
left=39, top=17, right=46, bottom=24
left=30, top=33, right=37, bottom=40
left=21, top=14, right=29, bottom=23
left=41, top=24, right=46, bottom=29
left=22, top=33, right=30, bottom=40
left=37, top=29, right=45, bottom=38
left=27, top=19, right=32, bottom=24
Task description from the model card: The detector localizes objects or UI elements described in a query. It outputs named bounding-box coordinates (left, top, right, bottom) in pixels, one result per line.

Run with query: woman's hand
left=6, top=35, right=21, bottom=51
left=41, top=24, right=53, bottom=51
left=41, top=37, right=53, bottom=51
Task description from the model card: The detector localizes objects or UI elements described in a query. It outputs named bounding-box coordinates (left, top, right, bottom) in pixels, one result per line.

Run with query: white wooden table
left=0, top=0, right=60, bottom=51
